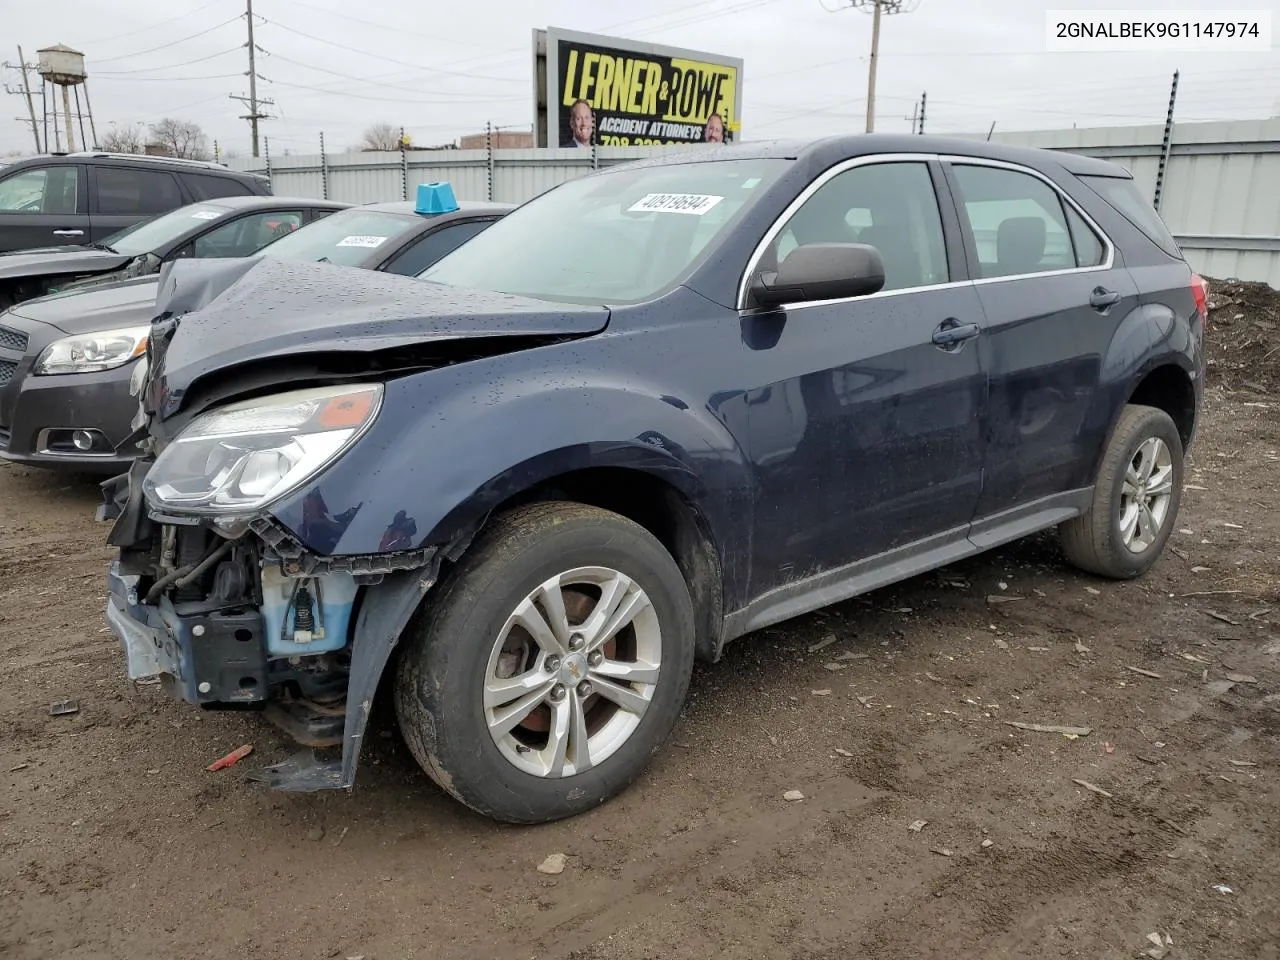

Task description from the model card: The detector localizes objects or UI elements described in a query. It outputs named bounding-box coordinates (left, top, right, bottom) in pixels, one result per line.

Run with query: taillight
left=1190, top=273, right=1208, bottom=323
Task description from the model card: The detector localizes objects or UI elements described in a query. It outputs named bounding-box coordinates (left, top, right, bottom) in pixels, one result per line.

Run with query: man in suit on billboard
left=562, top=99, right=595, bottom=148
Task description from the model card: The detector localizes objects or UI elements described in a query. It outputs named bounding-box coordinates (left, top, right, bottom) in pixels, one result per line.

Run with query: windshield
left=104, top=204, right=232, bottom=255
left=420, top=157, right=792, bottom=304
left=259, top=209, right=420, bottom=266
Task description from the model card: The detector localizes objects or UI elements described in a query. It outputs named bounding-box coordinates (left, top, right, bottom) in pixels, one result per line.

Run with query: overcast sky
left=3, top=0, right=1277, bottom=157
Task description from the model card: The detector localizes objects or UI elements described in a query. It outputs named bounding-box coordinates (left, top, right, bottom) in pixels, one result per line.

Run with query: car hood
left=142, top=256, right=610, bottom=422
left=0, top=246, right=133, bottom=280
left=7, top=275, right=160, bottom=334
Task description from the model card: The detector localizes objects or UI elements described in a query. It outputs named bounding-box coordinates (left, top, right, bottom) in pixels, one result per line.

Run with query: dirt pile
left=1203, top=276, right=1280, bottom=391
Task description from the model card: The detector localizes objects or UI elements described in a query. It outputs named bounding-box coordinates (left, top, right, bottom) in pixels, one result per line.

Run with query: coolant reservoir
left=260, top=565, right=357, bottom=658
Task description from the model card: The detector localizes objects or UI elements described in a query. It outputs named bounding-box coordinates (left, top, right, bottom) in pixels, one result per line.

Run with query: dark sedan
left=0, top=195, right=349, bottom=309
left=0, top=192, right=510, bottom=472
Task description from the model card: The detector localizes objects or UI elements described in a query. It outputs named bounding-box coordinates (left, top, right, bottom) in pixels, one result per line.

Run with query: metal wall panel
left=229, top=121, right=1280, bottom=287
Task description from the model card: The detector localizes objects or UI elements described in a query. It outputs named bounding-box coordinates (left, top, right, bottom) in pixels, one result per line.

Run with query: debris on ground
left=9, top=762, right=30, bottom=772
left=811, top=689, right=832, bottom=696
left=1072, top=779, right=1114, bottom=798
left=1075, top=640, right=1092, bottom=654
left=980, top=839, right=994, bottom=849
left=1228, top=760, right=1258, bottom=768
left=1213, top=884, right=1234, bottom=895
left=834, top=651, right=869, bottom=661
left=1005, top=721, right=1093, bottom=736
left=49, top=699, right=79, bottom=716
left=833, top=748, right=853, bottom=758
left=1127, top=666, right=1163, bottom=679
left=930, top=847, right=954, bottom=857
left=808, top=635, right=837, bottom=653
left=537, top=853, right=567, bottom=875
left=206, top=744, right=253, bottom=772
left=1104, top=742, right=1116, bottom=754
left=783, top=790, right=805, bottom=802
left=993, top=637, right=1010, bottom=650
left=908, top=820, right=928, bottom=832
left=1226, top=672, right=1258, bottom=684
left=824, top=662, right=849, bottom=672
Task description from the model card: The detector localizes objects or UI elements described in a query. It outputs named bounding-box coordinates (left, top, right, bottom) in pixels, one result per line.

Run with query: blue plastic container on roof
left=415, top=181, right=459, bottom=216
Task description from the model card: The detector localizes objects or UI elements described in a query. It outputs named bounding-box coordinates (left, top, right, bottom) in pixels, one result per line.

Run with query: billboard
left=532, top=27, right=743, bottom=148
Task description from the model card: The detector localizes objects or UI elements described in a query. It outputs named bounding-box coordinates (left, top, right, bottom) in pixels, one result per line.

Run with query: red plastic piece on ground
left=206, top=744, right=254, bottom=772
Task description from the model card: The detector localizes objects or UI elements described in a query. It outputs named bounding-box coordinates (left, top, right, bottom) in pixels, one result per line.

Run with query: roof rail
left=62, top=151, right=239, bottom=171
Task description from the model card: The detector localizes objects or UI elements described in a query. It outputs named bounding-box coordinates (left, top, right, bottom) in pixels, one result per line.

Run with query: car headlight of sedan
left=34, top=325, right=149, bottom=375
left=143, top=383, right=383, bottom=515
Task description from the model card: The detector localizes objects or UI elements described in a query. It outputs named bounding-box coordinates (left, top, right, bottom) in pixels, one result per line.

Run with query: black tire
left=393, top=501, right=696, bottom=824
left=1059, top=403, right=1184, bottom=579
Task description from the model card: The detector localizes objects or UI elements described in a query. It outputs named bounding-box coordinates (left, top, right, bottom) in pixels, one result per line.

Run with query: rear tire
left=394, top=501, right=695, bottom=824
left=1060, top=403, right=1184, bottom=579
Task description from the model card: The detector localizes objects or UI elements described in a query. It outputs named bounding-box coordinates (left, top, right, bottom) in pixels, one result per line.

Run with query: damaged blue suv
left=101, top=136, right=1206, bottom=823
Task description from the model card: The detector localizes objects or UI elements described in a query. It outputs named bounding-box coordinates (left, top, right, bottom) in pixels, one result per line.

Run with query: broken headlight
left=143, top=383, right=383, bottom=515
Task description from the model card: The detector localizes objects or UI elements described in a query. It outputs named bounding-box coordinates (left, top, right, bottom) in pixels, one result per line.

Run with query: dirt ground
left=1, top=279, right=1278, bottom=960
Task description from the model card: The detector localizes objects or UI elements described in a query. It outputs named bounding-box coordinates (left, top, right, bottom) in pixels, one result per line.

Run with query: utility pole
left=847, top=1, right=919, bottom=133
left=918, top=90, right=926, bottom=134
left=16, top=47, right=41, bottom=152
left=229, top=0, right=273, bottom=157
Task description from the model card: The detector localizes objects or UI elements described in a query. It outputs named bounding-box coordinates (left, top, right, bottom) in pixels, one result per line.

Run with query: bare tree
left=361, top=122, right=404, bottom=151
left=98, top=122, right=147, bottom=154
left=148, top=118, right=212, bottom=160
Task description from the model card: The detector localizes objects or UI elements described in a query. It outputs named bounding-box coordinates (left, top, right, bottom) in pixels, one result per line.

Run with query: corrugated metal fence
left=228, top=118, right=1280, bottom=287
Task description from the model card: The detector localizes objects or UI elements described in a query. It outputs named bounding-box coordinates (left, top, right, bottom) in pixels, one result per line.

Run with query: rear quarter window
left=1078, top=174, right=1182, bottom=260
left=183, top=172, right=255, bottom=201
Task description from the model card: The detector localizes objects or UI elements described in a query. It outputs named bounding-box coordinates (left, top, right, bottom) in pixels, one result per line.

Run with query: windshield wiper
left=90, top=242, right=118, bottom=253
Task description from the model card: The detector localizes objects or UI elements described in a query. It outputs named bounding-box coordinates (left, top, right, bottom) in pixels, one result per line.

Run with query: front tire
left=1060, top=403, right=1184, bottom=579
left=394, top=501, right=696, bottom=824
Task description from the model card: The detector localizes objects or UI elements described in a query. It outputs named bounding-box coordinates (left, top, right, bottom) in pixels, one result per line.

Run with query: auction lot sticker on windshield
left=336, top=235, right=389, bottom=248
left=629, top=193, right=724, bottom=215
left=190, top=210, right=221, bottom=220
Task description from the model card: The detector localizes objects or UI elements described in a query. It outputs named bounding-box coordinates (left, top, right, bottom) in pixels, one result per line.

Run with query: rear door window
left=0, top=166, right=81, bottom=215
left=949, top=164, right=1100, bottom=278
left=192, top=210, right=305, bottom=257
left=94, top=166, right=184, bottom=216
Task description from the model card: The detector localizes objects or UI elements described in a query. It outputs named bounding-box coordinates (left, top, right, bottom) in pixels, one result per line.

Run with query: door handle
left=1089, top=286, right=1122, bottom=309
left=932, top=319, right=980, bottom=347
left=53, top=229, right=84, bottom=237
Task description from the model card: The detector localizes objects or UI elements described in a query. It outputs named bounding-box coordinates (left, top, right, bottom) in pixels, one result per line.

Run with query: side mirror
left=749, top=242, right=885, bottom=309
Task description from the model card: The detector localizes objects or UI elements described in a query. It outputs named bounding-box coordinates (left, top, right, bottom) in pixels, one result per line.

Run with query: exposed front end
left=101, top=380, right=438, bottom=790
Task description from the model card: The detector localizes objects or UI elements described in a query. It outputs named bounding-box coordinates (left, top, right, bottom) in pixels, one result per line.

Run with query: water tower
left=36, top=43, right=97, bottom=153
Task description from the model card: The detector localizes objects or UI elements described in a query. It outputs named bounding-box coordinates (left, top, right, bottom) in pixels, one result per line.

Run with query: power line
left=260, top=18, right=524, bottom=83
left=93, top=46, right=244, bottom=75
left=77, top=0, right=228, bottom=46
left=260, top=76, right=521, bottom=106
left=97, top=73, right=244, bottom=84
left=88, top=16, right=244, bottom=64
left=257, top=50, right=520, bottom=97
